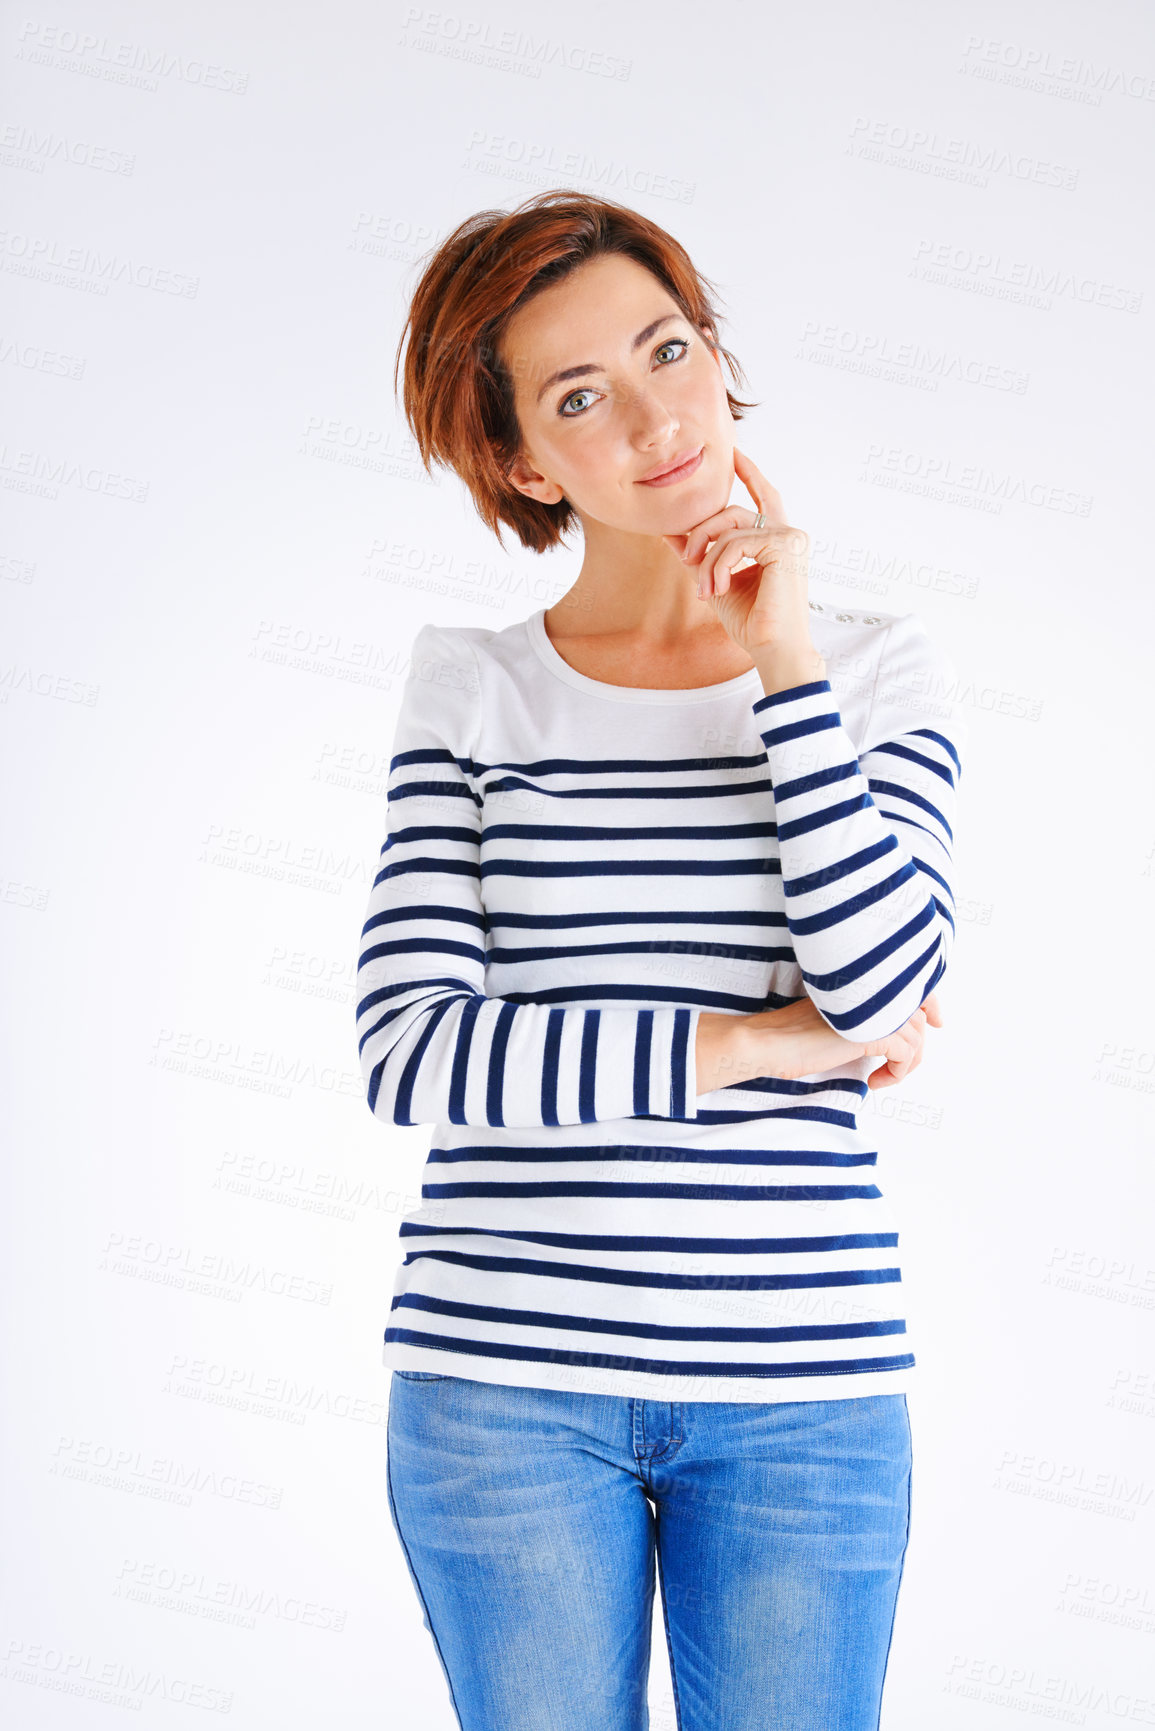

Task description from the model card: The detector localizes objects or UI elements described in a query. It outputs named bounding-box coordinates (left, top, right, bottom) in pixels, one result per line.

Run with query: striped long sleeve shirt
left=355, top=601, right=966, bottom=1402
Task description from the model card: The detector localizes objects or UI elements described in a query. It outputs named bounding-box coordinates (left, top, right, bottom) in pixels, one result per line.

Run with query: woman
left=355, top=190, right=966, bottom=1731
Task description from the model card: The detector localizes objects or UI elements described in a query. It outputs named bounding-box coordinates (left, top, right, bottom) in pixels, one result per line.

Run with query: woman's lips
left=637, top=445, right=705, bottom=487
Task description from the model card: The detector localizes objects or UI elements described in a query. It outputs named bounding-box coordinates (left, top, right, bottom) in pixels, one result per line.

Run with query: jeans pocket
left=393, top=1369, right=448, bottom=1381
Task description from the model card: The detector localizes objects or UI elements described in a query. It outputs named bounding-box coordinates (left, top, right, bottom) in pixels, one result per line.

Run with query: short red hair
left=394, top=188, right=757, bottom=554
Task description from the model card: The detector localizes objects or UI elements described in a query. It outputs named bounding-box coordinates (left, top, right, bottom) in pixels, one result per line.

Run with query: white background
left=3, top=0, right=1153, bottom=1725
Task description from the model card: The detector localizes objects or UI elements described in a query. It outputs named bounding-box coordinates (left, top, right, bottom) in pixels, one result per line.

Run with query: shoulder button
left=835, top=611, right=856, bottom=623
left=862, top=614, right=883, bottom=625
left=808, top=599, right=826, bottom=612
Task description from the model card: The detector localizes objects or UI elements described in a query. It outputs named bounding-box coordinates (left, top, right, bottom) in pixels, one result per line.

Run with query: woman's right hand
left=695, top=993, right=942, bottom=1097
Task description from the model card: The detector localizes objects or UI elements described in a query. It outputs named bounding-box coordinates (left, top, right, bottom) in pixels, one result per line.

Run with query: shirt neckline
left=525, top=607, right=765, bottom=706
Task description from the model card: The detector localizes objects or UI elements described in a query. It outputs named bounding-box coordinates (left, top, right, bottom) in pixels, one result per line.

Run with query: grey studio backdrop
left=2, top=0, right=1153, bottom=1725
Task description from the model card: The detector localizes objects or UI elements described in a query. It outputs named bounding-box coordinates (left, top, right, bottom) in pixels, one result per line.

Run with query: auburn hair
left=393, top=188, right=758, bottom=554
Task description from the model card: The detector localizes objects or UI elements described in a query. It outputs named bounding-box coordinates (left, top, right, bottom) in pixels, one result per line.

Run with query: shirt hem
left=383, top=1342, right=917, bottom=1404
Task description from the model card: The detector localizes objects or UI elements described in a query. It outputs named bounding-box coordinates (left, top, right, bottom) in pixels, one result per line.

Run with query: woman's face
left=500, top=252, right=736, bottom=537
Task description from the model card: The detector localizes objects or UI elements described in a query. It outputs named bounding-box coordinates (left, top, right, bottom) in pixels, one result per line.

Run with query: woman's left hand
left=661, top=447, right=824, bottom=677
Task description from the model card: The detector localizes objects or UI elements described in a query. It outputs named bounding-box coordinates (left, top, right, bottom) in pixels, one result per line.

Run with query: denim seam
left=386, top=1422, right=466, bottom=1730
left=654, top=1510, right=685, bottom=1731
left=874, top=1401, right=913, bottom=1731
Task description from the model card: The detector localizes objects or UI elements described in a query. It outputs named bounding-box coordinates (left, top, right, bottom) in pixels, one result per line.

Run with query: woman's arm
left=354, top=624, right=700, bottom=1128
left=671, top=452, right=965, bottom=1053
left=750, top=610, right=965, bottom=1042
left=694, top=991, right=940, bottom=1097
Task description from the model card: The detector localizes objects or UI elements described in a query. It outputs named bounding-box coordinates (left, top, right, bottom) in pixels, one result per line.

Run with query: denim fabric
left=386, top=1372, right=912, bottom=1730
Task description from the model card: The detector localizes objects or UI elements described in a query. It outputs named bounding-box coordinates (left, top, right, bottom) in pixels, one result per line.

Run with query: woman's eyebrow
left=534, top=314, right=682, bottom=404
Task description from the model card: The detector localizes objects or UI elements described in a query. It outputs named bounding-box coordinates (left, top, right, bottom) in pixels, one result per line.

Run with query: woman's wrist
left=751, top=644, right=827, bottom=699
left=694, top=1011, right=775, bottom=1096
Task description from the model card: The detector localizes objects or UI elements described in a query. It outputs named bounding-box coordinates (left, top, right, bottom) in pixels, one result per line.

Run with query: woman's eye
left=558, top=338, right=690, bottom=417
left=559, top=388, right=598, bottom=418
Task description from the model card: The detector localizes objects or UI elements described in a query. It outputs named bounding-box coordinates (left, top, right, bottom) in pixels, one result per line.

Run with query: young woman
left=355, top=190, right=966, bottom=1731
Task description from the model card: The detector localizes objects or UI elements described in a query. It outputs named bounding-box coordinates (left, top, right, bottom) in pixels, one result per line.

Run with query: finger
left=732, top=448, right=784, bottom=524
left=711, top=525, right=810, bottom=597
left=706, top=540, right=767, bottom=598
left=681, top=507, right=756, bottom=568
left=867, top=1067, right=897, bottom=1090
left=922, top=992, right=944, bottom=1028
left=699, top=523, right=801, bottom=597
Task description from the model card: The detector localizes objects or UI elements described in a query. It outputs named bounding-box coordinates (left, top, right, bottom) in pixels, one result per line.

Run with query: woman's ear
left=506, top=450, right=566, bottom=507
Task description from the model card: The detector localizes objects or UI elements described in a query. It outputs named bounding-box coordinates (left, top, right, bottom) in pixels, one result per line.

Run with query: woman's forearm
left=694, top=1011, right=767, bottom=1095
left=694, top=997, right=932, bottom=1098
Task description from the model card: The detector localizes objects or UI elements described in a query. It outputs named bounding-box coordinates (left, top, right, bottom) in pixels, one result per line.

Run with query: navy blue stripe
left=375, top=855, right=480, bottom=886
left=752, top=679, right=833, bottom=712
left=477, top=753, right=772, bottom=775
left=487, top=909, right=790, bottom=929
left=481, top=857, right=783, bottom=878
left=772, top=760, right=858, bottom=802
left=481, top=820, right=778, bottom=842
left=398, top=1248, right=902, bottom=1291
left=874, top=808, right=948, bottom=848
left=484, top=774, right=774, bottom=802
left=420, top=1180, right=883, bottom=1202
left=398, top=1224, right=896, bottom=1250
left=579, top=1011, right=599, bottom=1122
left=810, top=938, right=943, bottom=1034
left=359, top=937, right=486, bottom=969
left=385, top=1327, right=914, bottom=1380
left=659, top=1103, right=861, bottom=1128
left=447, top=995, right=484, bottom=1123
left=391, top=1291, right=905, bottom=1341
left=486, top=1001, right=517, bottom=1127
left=390, top=778, right=478, bottom=804
left=785, top=862, right=922, bottom=935
left=912, top=726, right=962, bottom=775
left=487, top=939, right=794, bottom=966
left=795, top=900, right=937, bottom=987
left=671, top=1007, right=691, bottom=1117
left=362, top=902, right=484, bottom=935
left=391, top=745, right=473, bottom=771
left=776, top=789, right=874, bottom=841
left=868, top=778, right=953, bottom=840
left=389, top=998, right=457, bottom=1124
left=920, top=952, right=947, bottom=999
left=424, top=1137, right=875, bottom=1166
left=757, top=712, right=841, bottom=749
left=784, top=836, right=895, bottom=898
left=541, top=1008, right=563, bottom=1127
left=871, top=738, right=957, bottom=786
left=384, top=824, right=479, bottom=848
left=356, top=979, right=470, bottom=1032
left=632, top=1010, right=652, bottom=1115
left=496, top=982, right=793, bottom=1017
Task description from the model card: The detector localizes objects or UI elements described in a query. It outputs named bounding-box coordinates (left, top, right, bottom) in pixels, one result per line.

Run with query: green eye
left=559, top=388, right=597, bottom=418
left=557, top=336, right=692, bottom=418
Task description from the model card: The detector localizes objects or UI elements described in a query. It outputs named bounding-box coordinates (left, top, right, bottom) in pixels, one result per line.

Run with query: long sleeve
left=752, top=611, right=966, bottom=1041
left=355, top=623, right=699, bottom=1128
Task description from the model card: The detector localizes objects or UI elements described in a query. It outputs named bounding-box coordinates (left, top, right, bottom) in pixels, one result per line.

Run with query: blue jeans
left=386, top=1373, right=912, bottom=1730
